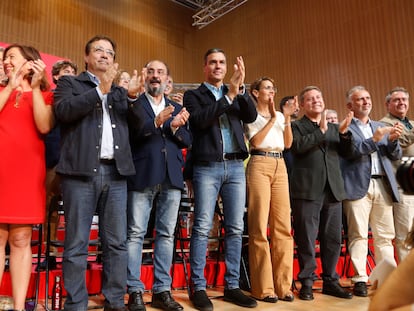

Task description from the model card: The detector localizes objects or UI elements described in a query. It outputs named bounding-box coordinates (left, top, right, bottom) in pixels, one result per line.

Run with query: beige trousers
left=246, top=156, right=293, bottom=299
left=343, top=178, right=396, bottom=283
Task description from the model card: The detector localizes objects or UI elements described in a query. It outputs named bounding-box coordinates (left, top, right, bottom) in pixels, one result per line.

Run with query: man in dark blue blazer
left=126, top=60, right=191, bottom=311
left=184, top=48, right=258, bottom=311
left=341, top=85, right=403, bottom=297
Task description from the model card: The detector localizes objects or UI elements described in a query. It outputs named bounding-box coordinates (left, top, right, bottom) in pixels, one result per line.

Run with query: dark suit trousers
left=292, top=188, right=342, bottom=286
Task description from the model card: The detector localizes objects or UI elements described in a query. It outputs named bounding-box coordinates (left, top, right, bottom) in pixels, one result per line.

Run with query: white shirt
left=87, top=71, right=114, bottom=159
left=355, top=118, right=384, bottom=175
left=244, top=111, right=285, bottom=151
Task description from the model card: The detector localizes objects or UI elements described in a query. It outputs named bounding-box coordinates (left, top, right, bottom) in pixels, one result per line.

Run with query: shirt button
left=108, top=105, right=112, bottom=109
left=112, top=124, right=116, bottom=128
left=96, top=145, right=99, bottom=149
left=93, top=168, right=97, bottom=172
left=115, top=145, right=119, bottom=149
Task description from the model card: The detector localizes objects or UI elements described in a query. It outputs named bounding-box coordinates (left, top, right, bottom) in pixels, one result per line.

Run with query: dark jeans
left=61, top=163, right=128, bottom=311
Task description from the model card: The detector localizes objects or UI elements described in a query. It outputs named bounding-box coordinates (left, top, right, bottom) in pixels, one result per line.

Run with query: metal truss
left=170, top=0, right=249, bottom=29
left=192, top=0, right=248, bottom=29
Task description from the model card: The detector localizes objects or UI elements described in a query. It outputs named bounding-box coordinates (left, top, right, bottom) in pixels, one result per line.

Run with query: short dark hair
left=51, top=60, right=78, bottom=84
left=299, top=86, right=322, bottom=103
left=204, top=48, right=225, bottom=65
left=84, top=35, right=116, bottom=70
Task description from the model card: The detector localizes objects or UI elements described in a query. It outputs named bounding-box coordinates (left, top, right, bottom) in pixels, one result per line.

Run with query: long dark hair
left=4, top=44, right=50, bottom=91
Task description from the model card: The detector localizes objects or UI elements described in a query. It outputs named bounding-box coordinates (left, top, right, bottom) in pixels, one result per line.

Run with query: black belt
left=250, top=150, right=283, bottom=158
left=223, top=153, right=245, bottom=160
left=371, top=175, right=385, bottom=179
left=100, top=158, right=115, bottom=165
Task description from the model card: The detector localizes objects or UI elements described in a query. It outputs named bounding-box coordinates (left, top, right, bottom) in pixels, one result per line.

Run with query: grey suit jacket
left=340, top=118, right=402, bottom=202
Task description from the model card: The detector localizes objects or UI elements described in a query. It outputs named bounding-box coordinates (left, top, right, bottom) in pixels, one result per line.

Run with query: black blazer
left=183, top=83, right=257, bottom=163
left=290, top=115, right=353, bottom=201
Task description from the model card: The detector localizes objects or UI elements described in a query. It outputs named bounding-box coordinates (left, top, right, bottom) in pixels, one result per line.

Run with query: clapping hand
left=30, top=59, right=47, bottom=90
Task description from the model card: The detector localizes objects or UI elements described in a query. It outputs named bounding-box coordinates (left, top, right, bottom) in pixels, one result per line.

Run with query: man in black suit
left=290, top=86, right=353, bottom=301
left=183, top=48, right=257, bottom=311
left=54, top=35, right=141, bottom=311
left=126, top=59, right=191, bottom=311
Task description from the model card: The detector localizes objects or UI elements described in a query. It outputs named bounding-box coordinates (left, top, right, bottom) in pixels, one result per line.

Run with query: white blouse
left=244, top=111, right=285, bottom=151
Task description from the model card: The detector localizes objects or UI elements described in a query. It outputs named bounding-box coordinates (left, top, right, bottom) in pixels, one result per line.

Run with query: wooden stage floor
left=34, top=279, right=371, bottom=311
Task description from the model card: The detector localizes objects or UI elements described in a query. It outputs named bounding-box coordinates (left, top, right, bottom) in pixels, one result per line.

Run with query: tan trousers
left=343, top=178, right=396, bottom=283
left=246, top=156, right=293, bottom=299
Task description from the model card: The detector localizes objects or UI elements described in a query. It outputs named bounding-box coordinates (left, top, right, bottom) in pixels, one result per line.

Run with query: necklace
left=14, top=91, right=22, bottom=108
left=258, top=113, right=271, bottom=119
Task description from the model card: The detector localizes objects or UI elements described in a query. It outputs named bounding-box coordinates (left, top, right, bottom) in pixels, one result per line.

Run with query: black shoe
left=223, top=288, right=257, bottom=308
left=322, top=282, right=353, bottom=299
left=299, top=285, right=314, bottom=300
left=36, top=256, right=57, bottom=271
left=128, top=292, right=146, bottom=311
left=104, top=307, right=127, bottom=311
left=142, top=253, right=153, bottom=265
left=353, top=282, right=368, bottom=297
left=279, top=294, right=294, bottom=302
left=190, top=290, right=213, bottom=311
left=151, top=291, right=183, bottom=311
left=256, top=295, right=278, bottom=303
left=104, top=302, right=128, bottom=311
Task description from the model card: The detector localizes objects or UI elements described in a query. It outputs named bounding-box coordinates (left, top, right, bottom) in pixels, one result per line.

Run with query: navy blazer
left=127, top=94, right=192, bottom=191
left=340, top=119, right=402, bottom=202
left=184, top=83, right=257, bottom=163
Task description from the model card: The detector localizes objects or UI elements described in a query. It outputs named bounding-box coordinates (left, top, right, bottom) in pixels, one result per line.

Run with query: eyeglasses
left=93, top=46, right=115, bottom=58
left=261, top=85, right=277, bottom=92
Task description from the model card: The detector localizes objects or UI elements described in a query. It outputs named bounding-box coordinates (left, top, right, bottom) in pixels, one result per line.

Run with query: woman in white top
left=244, top=77, right=298, bottom=303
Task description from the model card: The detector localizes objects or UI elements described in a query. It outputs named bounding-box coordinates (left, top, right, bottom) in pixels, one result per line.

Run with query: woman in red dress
left=0, top=44, right=54, bottom=310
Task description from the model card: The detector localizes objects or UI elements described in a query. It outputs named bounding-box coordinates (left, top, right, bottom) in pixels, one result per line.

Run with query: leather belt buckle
left=251, top=150, right=283, bottom=158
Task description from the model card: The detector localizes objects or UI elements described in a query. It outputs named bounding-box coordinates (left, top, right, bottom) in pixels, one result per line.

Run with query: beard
left=146, top=79, right=166, bottom=96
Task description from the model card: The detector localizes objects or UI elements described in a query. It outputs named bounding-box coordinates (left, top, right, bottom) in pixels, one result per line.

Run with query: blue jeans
left=61, top=163, right=128, bottom=311
left=127, top=183, right=181, bottom=294
left=190, top=160, right=246, bottom=291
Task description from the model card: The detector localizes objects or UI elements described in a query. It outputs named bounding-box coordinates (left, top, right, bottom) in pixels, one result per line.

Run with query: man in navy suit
left=126, top=60, right=191, bottom=311
left=341, top=85, right=403, bottom=297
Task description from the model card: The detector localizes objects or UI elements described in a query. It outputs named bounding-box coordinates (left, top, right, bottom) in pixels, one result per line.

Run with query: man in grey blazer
left=380, top=87, right=414, bottom=263
left=290, top=86, right=354, bottom=301
left=341, top=85, right=403, bottom=297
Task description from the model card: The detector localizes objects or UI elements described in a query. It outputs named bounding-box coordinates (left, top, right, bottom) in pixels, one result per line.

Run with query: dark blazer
left=54, top=72, right=135, bottom=177
left=183, top=83, right=257, bottom=163
left=127, top=94, right=192, bottom=191
left=340, top=119, right=402, bottom=202
left=290, top=115, right=353, bottom=201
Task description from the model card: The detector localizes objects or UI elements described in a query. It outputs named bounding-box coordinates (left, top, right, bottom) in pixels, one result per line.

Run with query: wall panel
left=1, top=0, right=414, bottom=119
